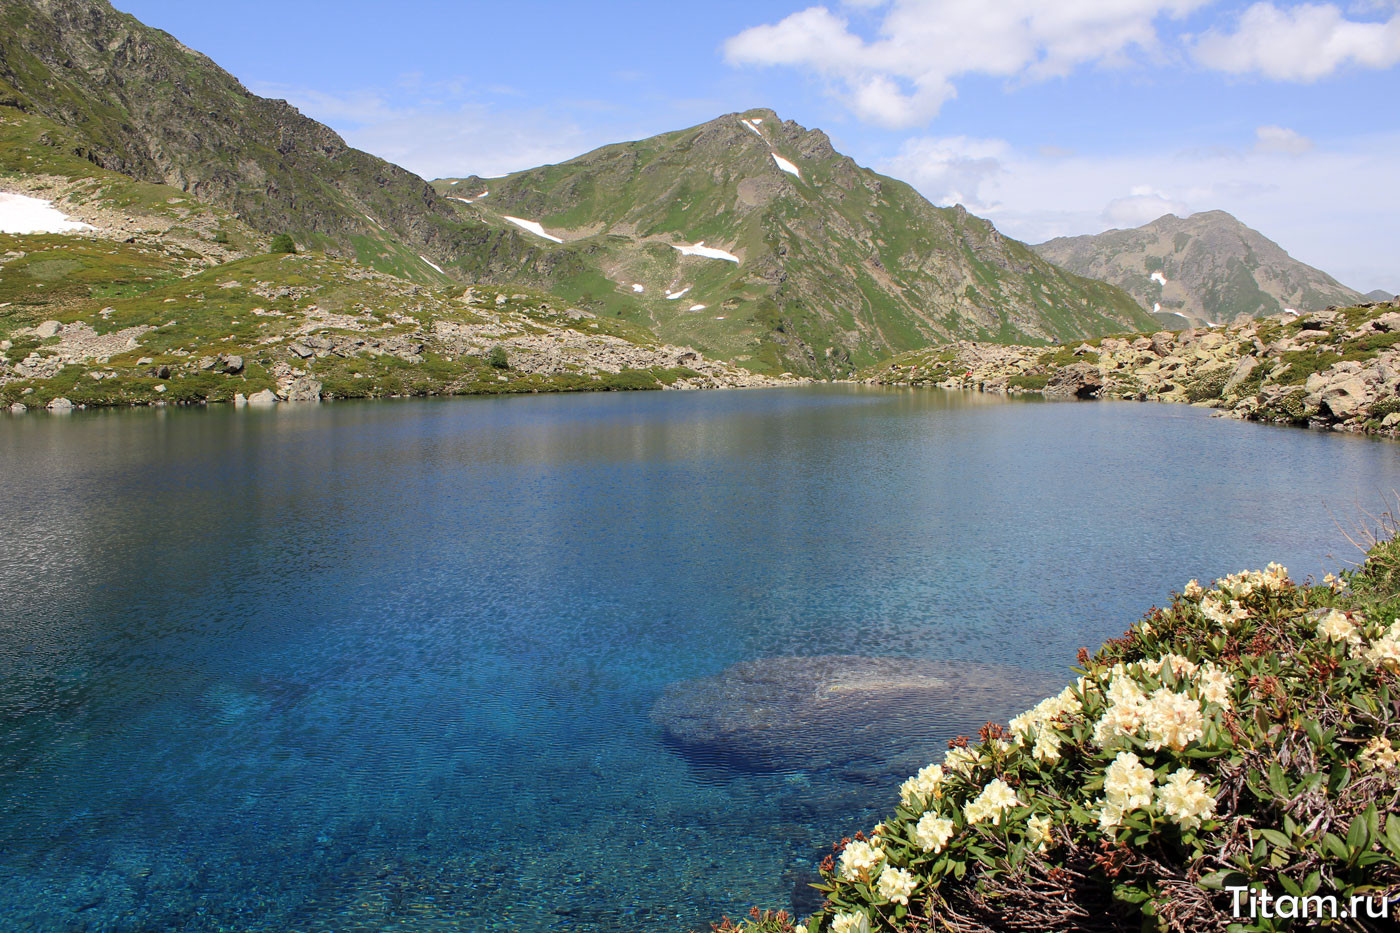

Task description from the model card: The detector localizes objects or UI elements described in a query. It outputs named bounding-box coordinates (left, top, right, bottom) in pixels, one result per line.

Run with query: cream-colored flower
left=1032, top=728, right=1062, bottom=763
left=1323, top=572, right=1347, bottom=593
left=1098, top=751, right=1155, bottom=830
left=899, top=763, right=945, bottom=808
left=1010, top=686, right=1080, bottom=744
left=1183, top=579, right=1204, bottom=599
left=1317, top=609, right=1361, bottom=646
left=1026, top=814, right=1053, bottom=852
left=1359, top=735, right=1400, bottom=772
left=1201, top=595, right=1249, bottom=628
left=1365, top=633, right=1400, bottom=673
left=838, top=839, right=885, bottom=880
left=877, top=866, right=917, bottom=905
left=913, top=813, right=955, bottom=853
left=963, top=779, right=1021, bottom=825
left=1140, top=654, right=1198, bottom=681
left=831, top=911, right=871, bottom=933
left=1197, top=662, right=1233, bottom=708
left=1156, top=767, right=1216, bottom=830
left=1142, top=688, right=1205, bottom=751
left=1092, top=675, right=1148, bottom=746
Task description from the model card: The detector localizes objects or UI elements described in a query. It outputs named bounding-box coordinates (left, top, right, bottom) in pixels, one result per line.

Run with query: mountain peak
left=1035, top=211, right=1362, bottom=326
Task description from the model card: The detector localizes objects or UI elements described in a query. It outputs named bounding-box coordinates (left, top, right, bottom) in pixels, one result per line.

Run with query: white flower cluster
left=831, top=911, right=870, bottom=933
left=876, top=865, right=917, bottom=905
left=1217, top=563, right=1289, bottom=597
left=913, top=813, right=955, bottom=852
left=1361, top=618, right=1400, bottom=673
left=1098, top=751, right=1155, bottom=831
left=1097, top=752, right=1216, bottom=832
left=899, top=763, right=945, bottom=809
left=1091, top=670, right=1206, bottom=752
left=1323, top=572, right=1348, bottom=593
left=1026, top=814, right=1053, bottom=852
left=838, top=839, right=885, bottom=881
left=1157, top=767, right=1216, bottom=829
left=1201, top=594, right=1250, bottom=628
left=1360, top=735, right=1400, bottom=772
left=962, top=778, right=1020, bottom=825
left=1009, top=684, right=1082, bottom=763
left=1317, top=608, right=1363, bottom=647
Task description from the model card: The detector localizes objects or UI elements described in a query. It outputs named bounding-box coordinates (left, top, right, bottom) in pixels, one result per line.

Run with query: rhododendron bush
left=718, top=538, right=1400, bottom=933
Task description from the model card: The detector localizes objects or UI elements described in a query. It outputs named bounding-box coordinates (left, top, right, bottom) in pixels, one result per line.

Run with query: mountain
left=1367, top=289, right=1396, bottom=302
left=433, top=109, right=1155, bottom=375
left=1034, top=211, right=1365, bottom=328
left=2, top=0, right=1153, bottom=379
left=0, top=0, right=560, bottom=284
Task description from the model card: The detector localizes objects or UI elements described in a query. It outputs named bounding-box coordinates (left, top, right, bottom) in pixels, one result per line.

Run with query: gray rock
left=246, top=389, right=279, bottom=406
left=1223, top=356, right=1259, bottom=395
left=288, top=342, right=314, bottom=359
left=220, top=354, right=244, bottom=374
left=1319, top=377, right=1371, bottom=420
left=46, top=396, right=74, bottom=412
left=8, top=402, right=25, bottom=414
left=283, top=376, right=322, bottom=402
left=198, top=356, right=217, bottom=370
left=33, top=320, right=61, bottom=339
left=652, top=655, right=1063, bottom=777
left=1042, top=361, right=1104, bottom=399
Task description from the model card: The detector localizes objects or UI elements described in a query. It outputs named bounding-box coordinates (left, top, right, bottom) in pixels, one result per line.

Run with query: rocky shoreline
left=863, top=298, right=1400, bottom=437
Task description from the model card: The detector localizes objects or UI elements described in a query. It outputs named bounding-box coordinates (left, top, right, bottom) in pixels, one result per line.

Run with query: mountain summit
left=1034, top=211, right=1364, bottom=328
left=436, top=109, right=1154, bottom=375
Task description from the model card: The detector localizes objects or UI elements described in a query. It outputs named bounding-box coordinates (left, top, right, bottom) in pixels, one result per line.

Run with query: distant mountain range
left=432, top=109, right=1154, bottom=374
left=0, top=0, right=1382, bottom=386
left=1034, top=211, right=1366, bottom=329
left=0, top=0, right=1158, bottom=377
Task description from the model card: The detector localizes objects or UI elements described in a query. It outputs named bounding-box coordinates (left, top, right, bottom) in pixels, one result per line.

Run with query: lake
left=2, top=386, right=1398, bottom=932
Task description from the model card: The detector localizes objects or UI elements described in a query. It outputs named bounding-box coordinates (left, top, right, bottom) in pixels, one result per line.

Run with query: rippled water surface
left=3, top=387, right=1399, bottom=932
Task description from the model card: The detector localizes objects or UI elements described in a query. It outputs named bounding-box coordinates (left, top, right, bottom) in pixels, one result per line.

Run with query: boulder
left=283, top=376, right=322, bottom=402
left=1318, top=377, right=1372, bottom=420
left=46, top=396, right=74, bottom=412
left=33, top=320, right=61, bottom=339
left=8, top=403, right=25, bottom=414
left=219, top=354, right=244, bottom=374
left=1222, top=356, right=1259, bottom=395
left=652, top=655, right=1063, bottom=777
left=1149, top=332, right=1175, bottom=356
left=246, top=389, right=278, bottom=406
left=1043, top=361, right=1104, bottom=399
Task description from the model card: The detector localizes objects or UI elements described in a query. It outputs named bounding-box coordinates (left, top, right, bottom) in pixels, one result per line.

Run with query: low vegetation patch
left=722, top=535, right=1400, bottom=932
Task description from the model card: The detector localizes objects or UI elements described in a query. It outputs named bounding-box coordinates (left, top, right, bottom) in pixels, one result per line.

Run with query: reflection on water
left=1, top=387, right=1398, bottom=931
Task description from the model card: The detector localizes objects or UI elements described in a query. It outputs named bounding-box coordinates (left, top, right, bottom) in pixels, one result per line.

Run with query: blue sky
left=118, top=1, right=1399, bottom=292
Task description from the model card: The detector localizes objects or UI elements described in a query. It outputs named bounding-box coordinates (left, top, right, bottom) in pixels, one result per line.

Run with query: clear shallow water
left=2, top=386, right=1399, bottom=932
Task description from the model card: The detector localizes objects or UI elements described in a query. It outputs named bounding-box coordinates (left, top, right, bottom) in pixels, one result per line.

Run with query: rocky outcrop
left=868, top=298, right=1400, bottom=437
left=652, top=655, right=1063, bottom=778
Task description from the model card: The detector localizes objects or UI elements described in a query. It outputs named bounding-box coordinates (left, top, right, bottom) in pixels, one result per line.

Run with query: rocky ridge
left=865, top=299, right=1400, bottom=436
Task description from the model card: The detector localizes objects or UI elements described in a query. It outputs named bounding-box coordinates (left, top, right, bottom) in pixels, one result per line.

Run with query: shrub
left=1185, top=371, right=1229, bottom=403
left=727, top=545, right=1400, bottom=933
left=487, top=345, right=510, bottom=370
left=269, top=233, right=296, bottom=254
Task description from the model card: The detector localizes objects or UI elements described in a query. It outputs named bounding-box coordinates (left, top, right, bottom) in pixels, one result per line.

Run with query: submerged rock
left=653, top=655, right=1062, bottom=778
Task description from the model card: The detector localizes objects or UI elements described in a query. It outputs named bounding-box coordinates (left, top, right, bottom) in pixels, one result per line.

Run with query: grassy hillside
left=434, top=109, right=1156, bottom=377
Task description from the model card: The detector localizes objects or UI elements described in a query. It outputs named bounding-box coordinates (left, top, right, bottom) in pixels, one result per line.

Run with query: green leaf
left=1267, top=761, right=1288, bottom=797
left=1385, top=814, right=1400, bottom=857
left=1279, top=874, right=1302, bottom=897
left=1260, top=829, right=1292, bottom=850
left=1302, top=870, right=1322, bottom=896
left=1323, top=832, right=1349, bottom=860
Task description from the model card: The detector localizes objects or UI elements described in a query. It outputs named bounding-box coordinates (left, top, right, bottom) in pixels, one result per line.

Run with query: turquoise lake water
left=3, top=386, right=1400, bottom=932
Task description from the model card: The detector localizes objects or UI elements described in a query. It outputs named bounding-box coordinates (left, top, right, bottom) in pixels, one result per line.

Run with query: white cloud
left=1254, top=125, right=1314, bottom=153
left=1193, top=2, right=1400, bottom=80
left=250, top=83, right=597, bottom=179
left=724, top=0, right=1210, bottom=127
left=1102, top=185, right=1192, bottom=226
left=880, top=131, right=1400, bottom=292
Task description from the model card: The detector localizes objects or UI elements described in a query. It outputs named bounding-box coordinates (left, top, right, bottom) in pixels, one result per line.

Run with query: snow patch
left=771, top=153, right=801, bottom=179
left=0, top=193, right=92, bottom=234
left=1153, top=302, right=1162, bottom=313
left=419, top=255, right=445, bottom=275
left=740, top=119, right=763, bottom=137
left=672, top=241, right=740, bottom=263
left=631, top=284, right=645, bottom=293
left=1150, top=271, right=1167, bottom=287
left=503, top=216, right=563, bottom=243
left=688, top=304, right=706, bottom=311
left=751, top=118, right=763, bottom=124
left=450, top=181, right=460, bottom=185
left=714, top=315, right=726, bottom=320
left=666, top=287, right=691, bottom=300
left=1283, top=308, right=1299, bottom=316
